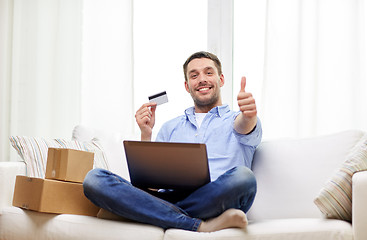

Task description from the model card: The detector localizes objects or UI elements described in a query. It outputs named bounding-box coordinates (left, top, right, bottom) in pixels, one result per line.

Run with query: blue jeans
left=83, top=166, right=256, bottom=231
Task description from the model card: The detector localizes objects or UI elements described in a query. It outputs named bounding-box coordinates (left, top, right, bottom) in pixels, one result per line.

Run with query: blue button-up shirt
left=155, top=104, right=262, bottom=181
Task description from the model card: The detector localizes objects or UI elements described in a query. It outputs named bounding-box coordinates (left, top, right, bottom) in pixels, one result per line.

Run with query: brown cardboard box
left=45, top=148, right=94, bottom=183
left=12, top=175, right=100, bottom=216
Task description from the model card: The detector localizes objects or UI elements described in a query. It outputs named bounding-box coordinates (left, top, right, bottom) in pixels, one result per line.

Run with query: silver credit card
left=148, top=91, right=168, bottom=105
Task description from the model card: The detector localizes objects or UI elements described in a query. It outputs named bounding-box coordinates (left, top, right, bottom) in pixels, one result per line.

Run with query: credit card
left=148, top=91, right=168, bottom=105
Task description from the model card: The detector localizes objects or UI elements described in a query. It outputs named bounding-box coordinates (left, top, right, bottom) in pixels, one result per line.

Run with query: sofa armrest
left=0, top=161, right=26, bottom=209
left=352, top=170, right=367, bottom=240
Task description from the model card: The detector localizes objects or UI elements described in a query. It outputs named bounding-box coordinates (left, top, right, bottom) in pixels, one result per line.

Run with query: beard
left=189, top=85, right=221, bottom=110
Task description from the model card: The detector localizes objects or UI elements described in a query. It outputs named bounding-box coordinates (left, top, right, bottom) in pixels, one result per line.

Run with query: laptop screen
left=123, top=141, right=210, bottom=190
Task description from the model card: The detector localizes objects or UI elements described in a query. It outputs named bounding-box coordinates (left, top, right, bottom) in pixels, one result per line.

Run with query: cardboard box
left=12, top=176, right=100, bottom=216
left=45, top=148, right=94, bottom=183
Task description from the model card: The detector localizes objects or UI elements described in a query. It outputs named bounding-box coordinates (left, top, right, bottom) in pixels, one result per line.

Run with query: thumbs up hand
left=237, top=76, right=257, bottom=118
left=234, top=76, right=258, bottom=135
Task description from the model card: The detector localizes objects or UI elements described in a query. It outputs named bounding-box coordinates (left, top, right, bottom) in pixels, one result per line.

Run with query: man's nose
left=198, top=73, right=207, bottom=83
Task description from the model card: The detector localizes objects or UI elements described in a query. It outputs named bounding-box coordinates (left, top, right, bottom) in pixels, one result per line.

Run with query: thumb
left=240, top=76, right=246, bottom=92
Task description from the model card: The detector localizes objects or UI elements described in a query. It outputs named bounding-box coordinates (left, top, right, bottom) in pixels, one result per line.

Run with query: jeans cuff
left=192, top=218, right=202, bottom=231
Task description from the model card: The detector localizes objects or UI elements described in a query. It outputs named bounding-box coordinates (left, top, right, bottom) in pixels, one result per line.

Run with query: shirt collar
left=184, top=104, right=230, bottom=119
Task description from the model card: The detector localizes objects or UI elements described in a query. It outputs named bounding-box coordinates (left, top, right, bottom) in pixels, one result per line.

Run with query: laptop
left=123, top=141, right=210, bottom=190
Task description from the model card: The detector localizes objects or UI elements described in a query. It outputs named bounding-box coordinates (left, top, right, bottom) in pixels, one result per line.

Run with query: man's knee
left=83, top=168, right=106, bottom=196
left=230, top=166, right=257, bottom=194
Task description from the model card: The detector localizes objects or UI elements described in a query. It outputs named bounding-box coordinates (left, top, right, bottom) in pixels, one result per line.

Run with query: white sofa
left=1, top=128, right=367, bottom=240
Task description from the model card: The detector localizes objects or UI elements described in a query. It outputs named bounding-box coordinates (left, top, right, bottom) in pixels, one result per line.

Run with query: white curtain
left=0, top=0, right=135, bottom=162
left=0, top=0, right=83, bottom=162
left=0, top=0, right=13, bottom=162
left=234, top=0, right=367, bottom=139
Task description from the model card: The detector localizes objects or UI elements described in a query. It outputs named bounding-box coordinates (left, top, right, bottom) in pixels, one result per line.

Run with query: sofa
left=0, top=126, right=367, bottom=240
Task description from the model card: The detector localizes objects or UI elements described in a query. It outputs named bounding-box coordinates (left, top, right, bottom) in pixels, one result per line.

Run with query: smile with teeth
left=198, top=87, right=212, bottom=92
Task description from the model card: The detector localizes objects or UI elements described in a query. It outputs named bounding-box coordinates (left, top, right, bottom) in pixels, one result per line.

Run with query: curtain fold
left=234, top=0, right=367, bottom=139
left=10, top=0, right=82, bottom=139
left=263, top=0, right=367, bottom=138
left=1, top=0, right=136, bottom=162
left=0, top=0, right=14, bottom=162
left=1, top=0, right=83, bottom=161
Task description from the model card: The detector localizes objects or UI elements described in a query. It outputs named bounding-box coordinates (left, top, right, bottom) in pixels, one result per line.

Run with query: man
left=83, top=51, right=262, bottom=232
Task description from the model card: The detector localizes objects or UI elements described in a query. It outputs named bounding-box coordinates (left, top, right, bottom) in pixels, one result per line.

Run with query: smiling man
left=83, top=51, right=262, bottom=232
left=185, top=57, right=224, bottom=112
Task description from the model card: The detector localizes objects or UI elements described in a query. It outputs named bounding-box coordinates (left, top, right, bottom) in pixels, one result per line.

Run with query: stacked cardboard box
left=45, top=147, right=94, bottom=183
left=13, top=148, right=100, bottom=216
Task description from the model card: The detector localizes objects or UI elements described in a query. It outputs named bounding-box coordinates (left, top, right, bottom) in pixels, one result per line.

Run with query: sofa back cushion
left=248, top=130, right=364, bottom=220
left=72, top=125, right=137, bottom=180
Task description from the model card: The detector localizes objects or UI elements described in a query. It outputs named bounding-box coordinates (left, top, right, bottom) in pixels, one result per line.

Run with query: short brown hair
left=183, top=51, right=222, bottom=82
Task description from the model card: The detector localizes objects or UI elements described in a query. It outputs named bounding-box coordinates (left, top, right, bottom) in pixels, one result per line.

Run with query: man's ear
left=219, top=74, right=225, bottom=87
left=185, top=81, right=190, bottom=93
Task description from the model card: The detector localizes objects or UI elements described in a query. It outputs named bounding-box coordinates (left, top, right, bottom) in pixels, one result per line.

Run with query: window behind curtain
left=133, top=0, right=207, bottom=138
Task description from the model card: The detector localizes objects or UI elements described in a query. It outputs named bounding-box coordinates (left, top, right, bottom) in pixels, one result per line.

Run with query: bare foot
left=197, top=209, right=248, bottom=232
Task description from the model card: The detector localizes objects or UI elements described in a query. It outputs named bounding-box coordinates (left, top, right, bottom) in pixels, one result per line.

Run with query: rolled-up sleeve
left=233, top=117, right=262, bottom=148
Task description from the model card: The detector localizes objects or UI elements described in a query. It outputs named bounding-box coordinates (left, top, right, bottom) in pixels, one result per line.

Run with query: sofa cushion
left=0, top=162, right=25, bottom=209
left=9, top=136, right=108, bottom=178
left=164, top=218, right=352, bottom=240
left=314, top=133, right=367, bottom=221
left=248, top=130, right=364, bottom=220
left=0, top=206, right=164, bottom=240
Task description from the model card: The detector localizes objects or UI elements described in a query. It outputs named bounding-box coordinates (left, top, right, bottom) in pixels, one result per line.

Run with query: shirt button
left=195, top=133, right=198, bottom=136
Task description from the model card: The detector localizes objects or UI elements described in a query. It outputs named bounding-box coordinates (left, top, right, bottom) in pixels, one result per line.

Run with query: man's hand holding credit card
left=134, top=91, right=168, bottom=141
left=148, top=91, right=168, bottom=106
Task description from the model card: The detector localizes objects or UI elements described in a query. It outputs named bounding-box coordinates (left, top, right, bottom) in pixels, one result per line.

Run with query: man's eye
left=191, top=74, right=197, bottom=78
left=207, top=72, right=213, bottom=75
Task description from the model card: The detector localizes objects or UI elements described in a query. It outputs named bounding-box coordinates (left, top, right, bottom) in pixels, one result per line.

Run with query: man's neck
left=195, top=103, right=222, bottom=113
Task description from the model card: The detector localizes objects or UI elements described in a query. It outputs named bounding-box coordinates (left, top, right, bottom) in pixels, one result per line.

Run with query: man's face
left=185, top=58, right=224, bottom=111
